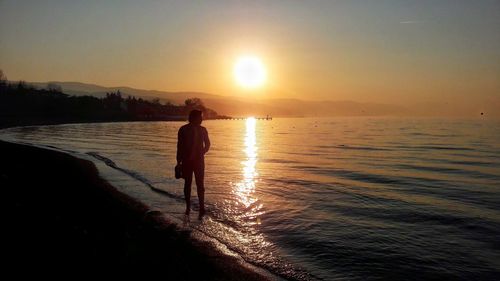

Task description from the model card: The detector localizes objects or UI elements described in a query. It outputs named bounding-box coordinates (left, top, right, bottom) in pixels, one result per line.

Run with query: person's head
left=188, top=109, right=203, bottom=125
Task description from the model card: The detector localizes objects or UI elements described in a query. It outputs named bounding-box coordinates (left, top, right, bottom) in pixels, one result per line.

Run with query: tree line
left=0, top=70, right=227, bottom=128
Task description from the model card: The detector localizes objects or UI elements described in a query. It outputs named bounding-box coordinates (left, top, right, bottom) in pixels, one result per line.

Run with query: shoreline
left=0, top=117, right=187, bottom=130
left=0, top=139, right=282, bottom=279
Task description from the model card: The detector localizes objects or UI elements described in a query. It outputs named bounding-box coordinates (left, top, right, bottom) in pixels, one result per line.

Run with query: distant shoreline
left=0, top=117, right=183, bottom=130
left=0, top=80, right=230, bottom=129
left=0, top=115, right=250, bottom=130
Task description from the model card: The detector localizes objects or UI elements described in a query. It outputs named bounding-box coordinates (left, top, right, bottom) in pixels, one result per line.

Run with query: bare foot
left=198, top=209, right=205, bottom=220
left=182, top=214, right=190, bottom=225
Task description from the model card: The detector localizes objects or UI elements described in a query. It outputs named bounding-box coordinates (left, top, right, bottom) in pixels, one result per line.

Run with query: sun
left=233, top=56, right=267, bottom=89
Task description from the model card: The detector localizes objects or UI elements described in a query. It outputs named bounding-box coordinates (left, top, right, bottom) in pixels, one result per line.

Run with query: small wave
left=261, top=158, right=300, bottom=164
left=296, top=166, right=405, bottom=185
left=335, top=204, right=500, bottom=238
left=414, top=145, right=475, bottom=151
left=323, top=144, right=390, bottom=151
left=396, top=163, right=500, bottom=181
left=86, top=152, right=182, bottom=201
left=447, top=160, right=496, bottom=167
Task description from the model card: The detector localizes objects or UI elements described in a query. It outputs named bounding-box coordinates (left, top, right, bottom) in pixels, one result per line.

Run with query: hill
left=28, top=81, right=408, bottom=117
left=25, top=81, right=496, bottom=118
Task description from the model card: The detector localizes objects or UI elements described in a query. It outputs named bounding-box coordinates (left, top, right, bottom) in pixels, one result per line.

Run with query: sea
left=1, top=117, right=499, bottom=280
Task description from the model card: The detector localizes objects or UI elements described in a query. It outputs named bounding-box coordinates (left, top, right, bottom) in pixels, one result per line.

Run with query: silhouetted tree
left=185, top=98, right=205, bottom=109
left=0, top=81, right=222, bottom=129
left=47, top=83, right=63, bottom=93
left=17, top=81, right=27, bottom=91
left=184, top=98, right=219, bottom=118
left=0, top=70, right=6, bottom=87
left=104, top=91, right=124, bottom=112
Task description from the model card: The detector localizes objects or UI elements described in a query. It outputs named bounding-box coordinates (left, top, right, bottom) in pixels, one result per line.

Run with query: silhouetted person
left=177, top=110, right=210, bottom=219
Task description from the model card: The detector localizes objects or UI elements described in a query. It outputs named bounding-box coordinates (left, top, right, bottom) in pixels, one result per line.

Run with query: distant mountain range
left=29, top=81, right=218, bottom=104
left=26, top=81, right=495, bottom=118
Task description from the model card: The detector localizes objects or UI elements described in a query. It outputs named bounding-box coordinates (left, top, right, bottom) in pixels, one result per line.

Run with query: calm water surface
left=1, top=117, right=500, bottom=280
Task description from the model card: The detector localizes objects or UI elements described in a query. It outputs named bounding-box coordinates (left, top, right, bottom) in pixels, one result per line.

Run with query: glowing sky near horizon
left=0, top=0, right=499, bottom=104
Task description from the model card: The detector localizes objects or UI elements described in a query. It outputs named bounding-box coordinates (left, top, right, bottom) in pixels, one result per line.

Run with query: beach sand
left=0, top=140, right=278, bottom=279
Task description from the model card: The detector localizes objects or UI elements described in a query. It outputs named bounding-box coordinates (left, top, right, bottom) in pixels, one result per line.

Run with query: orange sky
left=1, top=1, right=499, bottom=106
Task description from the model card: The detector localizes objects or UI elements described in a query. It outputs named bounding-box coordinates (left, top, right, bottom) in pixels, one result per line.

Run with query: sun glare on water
left=233, top=56, right=267, bottom=89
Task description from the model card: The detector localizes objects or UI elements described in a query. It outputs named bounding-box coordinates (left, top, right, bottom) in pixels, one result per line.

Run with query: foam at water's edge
left=86, top=151, right=183, bottom=200
left=84, top=152, right=316, bottom=281
left=0, top=137, right=285, bottom=281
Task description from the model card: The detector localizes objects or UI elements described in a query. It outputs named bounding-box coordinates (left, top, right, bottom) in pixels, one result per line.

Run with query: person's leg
left=183, top=164, right=193, bottom=215
left=194, top=159, right=205, bottom=219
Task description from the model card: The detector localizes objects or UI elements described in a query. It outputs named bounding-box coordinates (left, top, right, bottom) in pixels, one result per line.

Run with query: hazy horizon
left=4, top=79, right=494, bottom=118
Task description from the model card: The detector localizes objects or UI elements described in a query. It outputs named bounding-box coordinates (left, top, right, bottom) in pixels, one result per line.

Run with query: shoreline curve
left=0, top=138, right=284, bottom=280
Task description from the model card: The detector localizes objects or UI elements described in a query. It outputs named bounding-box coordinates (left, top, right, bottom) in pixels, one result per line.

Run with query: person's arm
left=203, top=127, right=210, bottom=154
left=176, top=127, right=183, bottom=164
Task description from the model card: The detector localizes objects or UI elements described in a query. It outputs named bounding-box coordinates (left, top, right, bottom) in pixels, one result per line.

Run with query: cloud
left=399, top=20, right=425, bottom=24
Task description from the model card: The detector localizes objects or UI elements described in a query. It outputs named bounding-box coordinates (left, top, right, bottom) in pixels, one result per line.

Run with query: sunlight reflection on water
left=234, top=117, right=264, bottom=225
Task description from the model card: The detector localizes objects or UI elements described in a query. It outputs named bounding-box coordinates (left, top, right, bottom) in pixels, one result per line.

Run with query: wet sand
left=0, top=140, right=278, bottom=279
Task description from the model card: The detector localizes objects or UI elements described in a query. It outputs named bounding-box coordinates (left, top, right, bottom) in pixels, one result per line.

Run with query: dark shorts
left=182, top=158, right=205, bottom=187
